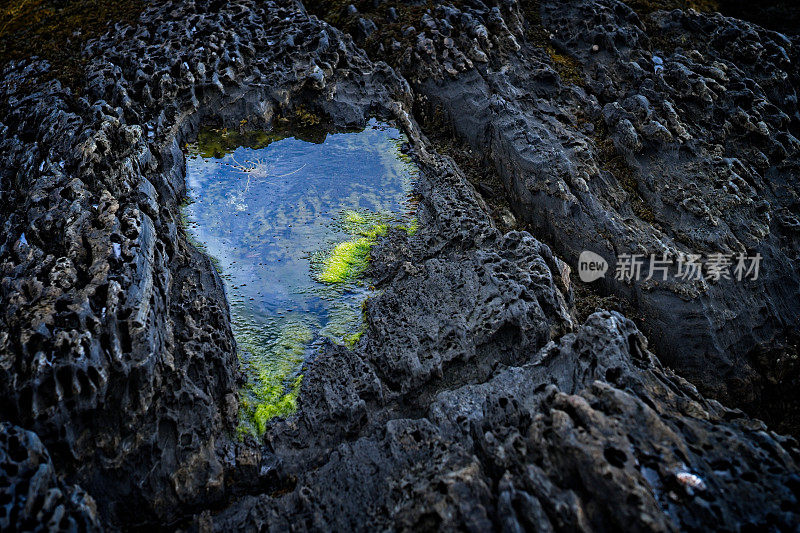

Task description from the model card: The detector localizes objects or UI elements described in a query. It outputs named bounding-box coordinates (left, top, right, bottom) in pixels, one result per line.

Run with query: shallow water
left=183, top=119, right=418, bottom=435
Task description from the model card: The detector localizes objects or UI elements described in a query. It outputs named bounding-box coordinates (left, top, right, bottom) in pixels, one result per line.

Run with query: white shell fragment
left=676, top=472, right=707, bottom=491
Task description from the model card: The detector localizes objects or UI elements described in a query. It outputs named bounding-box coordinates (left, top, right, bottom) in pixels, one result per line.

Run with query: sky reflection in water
left=183, top=119, right=417, bottom=426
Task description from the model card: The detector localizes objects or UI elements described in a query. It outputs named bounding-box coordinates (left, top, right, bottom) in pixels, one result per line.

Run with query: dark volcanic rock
left=312, top=0, right=800, bottom=427
left=542, top=0, right=800, bottom=407
left=214, top=312, right=800, bottom=531
left=0, top=422, right=100, bottom=531
left=1, top=0, right=799, bottom=529
left=0, top=0, right=409, bottom=526
left=364, top=230, right=573, bottom=396
left=431, top=312, right=800, bottom=531
left=250, top=123, right=577, bottom=479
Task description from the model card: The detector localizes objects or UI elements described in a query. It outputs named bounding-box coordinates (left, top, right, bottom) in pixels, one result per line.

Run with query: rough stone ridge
left=213, top=312, right=800, bottom=531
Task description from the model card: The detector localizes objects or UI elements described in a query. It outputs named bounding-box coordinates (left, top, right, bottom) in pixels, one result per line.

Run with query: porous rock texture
left=0, top=0, right=407, bottom=525
left=0, top=0, right=798, bottom=530
left=216, top=311, right=800, bottom=531
left=308, top=0, right=800, bottom=434
left=0, top=422, right=100, bottom=531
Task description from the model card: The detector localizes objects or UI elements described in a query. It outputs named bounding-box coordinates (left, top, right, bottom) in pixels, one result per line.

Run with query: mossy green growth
left=187, top=119, right=333, bottom=160
left=318, top=236, right=376, bottom=283
left=318, top=299, right=368, bottom=349
left=237, top=321, right=312, bottom=438
left=189, top=128, right=286, bottom=159
left=398, top=217, right=419, bottom=236
left=178, top=197, right=194, bottom=228
left=318, top=210, right=389, bottom=284
left=343, top=329, right=365, bottom=348
left=340, top=209, right=389, bottom=235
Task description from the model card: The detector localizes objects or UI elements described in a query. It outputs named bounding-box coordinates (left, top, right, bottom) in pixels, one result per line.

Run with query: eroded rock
left=309, top=0, right=800, bottom=428
left=1, top=0, right=799, bottom=529
left=0, top=422, right=100, bottom=531
left=215, top=312, right=800, bottom=531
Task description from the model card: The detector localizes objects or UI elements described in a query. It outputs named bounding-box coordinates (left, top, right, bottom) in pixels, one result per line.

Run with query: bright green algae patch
left=237, top=320, right=311, bottom=437
left=182, top=119, right=418, bottom=438
left=317, top=211, right=389, bottom=283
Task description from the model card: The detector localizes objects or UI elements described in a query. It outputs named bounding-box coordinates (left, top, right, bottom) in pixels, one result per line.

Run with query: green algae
left=187, top=116, right=334, bottom=160
left=316, top=210, right=421, bottom=284
left=318, top=237, right=375, bottom=283
left=343, top=329, right=364, bottom=348
left=398, top=217, right=419, bottom=236
left=189, top=128, right=286, bottom=159
left=237, top=320, right=312, bottom=438
left=317, top=211, right=390, bottom=284
left=318, top=302, right=359, bottom=341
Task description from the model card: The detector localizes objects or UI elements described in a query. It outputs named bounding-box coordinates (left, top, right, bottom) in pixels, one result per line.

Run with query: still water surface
left=183, top=119, right=417, bottom=434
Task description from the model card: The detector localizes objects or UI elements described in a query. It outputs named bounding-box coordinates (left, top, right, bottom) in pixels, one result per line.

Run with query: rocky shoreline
left=0, top=0, right=798, bottom=530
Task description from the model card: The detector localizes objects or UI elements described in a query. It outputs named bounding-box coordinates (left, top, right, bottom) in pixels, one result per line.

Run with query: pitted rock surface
left=214, top=312, right=800, bottom=531
left=0, top=422, right=100, bottom=531
left=365, top=229, right=573, bottom=395
left=0, top=0, right=799, bottom=529
left=308, top=0, right=800, bottom=427
left=0, top=0, right=409, bottom=525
